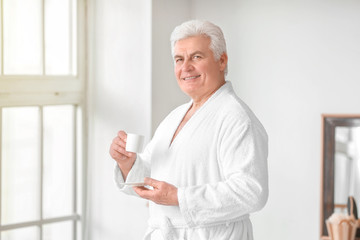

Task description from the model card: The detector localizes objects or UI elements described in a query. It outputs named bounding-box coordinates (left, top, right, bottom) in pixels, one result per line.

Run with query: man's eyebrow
left=190, top=51, right=205, bottom=56
left=174, top=51, right=205, bottom=59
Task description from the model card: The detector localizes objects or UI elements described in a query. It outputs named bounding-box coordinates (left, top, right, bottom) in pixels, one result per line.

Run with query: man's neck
left=191, top=80, right=226, bottom=110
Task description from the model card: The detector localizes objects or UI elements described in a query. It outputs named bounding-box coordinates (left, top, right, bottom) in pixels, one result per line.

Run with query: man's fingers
left=116, top=137, right=126, bottom=148
left=110, top=137, right=134, bottom=161
left=133, top=179, right=178, bottom=206
left=112, top=141, right=132, bottom=158
left=110, top=148, right=121, bottom=159
left=111, top=137, right=125, bottom=153
left=118, top=131, right=127, bottom=141
left=144, top=177, right=162, bottom=189
left=133, top=186, right=152, bottom=200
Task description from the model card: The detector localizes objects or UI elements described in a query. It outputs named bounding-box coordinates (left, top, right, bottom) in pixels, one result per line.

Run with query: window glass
left=43, top=221, right=73, bottom=240
left=77, top=221, right=82, bottom=240
left=0, top=0, right=82, bottom=237
left=1, top=226, right=40, bottom=240
left=72, top=0, right=78, bottom=75
left=76, top=106, right=83, bottom=214
left=0, top=6, right=2, bottom=74
left=3, top=0, right=42, bottom=74
left=1, top=107, right=41, bottom=224
left=43, top=105, right=74, bottom=218
left=45, top=0, right=71, bottom=75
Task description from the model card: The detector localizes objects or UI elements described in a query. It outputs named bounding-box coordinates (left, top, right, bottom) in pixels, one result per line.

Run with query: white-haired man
left=110, top=20, right=269, bottom=240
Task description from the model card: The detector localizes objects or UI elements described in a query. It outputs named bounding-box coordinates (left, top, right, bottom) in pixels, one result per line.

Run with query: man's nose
left=182, top=60, right=194, bottom=72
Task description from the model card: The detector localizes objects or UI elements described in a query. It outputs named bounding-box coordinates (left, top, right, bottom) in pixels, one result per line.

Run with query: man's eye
left=194, top=55, right=201, bottom=59
left=175, top=58, right=183, bottom=63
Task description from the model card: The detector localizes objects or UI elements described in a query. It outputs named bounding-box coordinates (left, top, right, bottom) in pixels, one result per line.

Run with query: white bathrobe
left=114, top=81, right=268, bottom=240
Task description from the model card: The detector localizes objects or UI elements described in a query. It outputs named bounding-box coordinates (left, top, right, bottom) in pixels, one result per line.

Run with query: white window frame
left=0, top=0, right=87, bottom=239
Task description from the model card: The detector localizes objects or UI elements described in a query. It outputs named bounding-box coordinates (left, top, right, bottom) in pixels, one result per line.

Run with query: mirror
left=321, top=114, right=360, bottom=239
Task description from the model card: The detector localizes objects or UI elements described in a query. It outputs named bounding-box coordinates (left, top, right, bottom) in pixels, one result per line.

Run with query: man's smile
left=182, top=75, right=201, bottom=81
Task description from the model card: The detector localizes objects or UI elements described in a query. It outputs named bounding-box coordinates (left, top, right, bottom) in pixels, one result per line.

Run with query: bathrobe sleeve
left=113, top=139, right=153, bottom=196
left=177, top=117, right=268, bottom=227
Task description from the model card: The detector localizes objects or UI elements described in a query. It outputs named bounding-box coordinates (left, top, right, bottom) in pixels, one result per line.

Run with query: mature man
left=110, top=20, right=268, bottom=240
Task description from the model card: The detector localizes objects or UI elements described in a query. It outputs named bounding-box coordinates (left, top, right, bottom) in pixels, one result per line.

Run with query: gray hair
left=170, top=20, right=228, bottom=75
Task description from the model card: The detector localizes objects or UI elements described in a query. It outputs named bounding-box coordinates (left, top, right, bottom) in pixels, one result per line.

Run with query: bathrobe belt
left=143, top=214, right=250, bottom=240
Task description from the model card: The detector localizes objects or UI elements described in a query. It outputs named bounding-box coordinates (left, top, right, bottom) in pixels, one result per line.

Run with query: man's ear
left=219, top=53, right=228, bottom=72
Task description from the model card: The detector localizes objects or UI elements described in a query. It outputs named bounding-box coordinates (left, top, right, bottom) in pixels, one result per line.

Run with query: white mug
left=125, top=133, right=144, bottom=153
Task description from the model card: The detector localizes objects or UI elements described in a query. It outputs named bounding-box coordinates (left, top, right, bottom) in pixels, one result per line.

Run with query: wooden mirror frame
left=320, top=114, right=360, bottom=240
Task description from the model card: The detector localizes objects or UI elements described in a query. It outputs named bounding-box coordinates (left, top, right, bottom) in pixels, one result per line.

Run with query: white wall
left=151, top=0, right=190, bottom=132
left=192, top=0, right=360, bottom=239
left=87, top=0, right=151, bottom=239
left=88, top=0, right=360, bottom=239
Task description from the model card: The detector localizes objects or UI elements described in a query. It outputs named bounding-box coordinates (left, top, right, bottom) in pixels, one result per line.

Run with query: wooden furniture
left=320, top=114, right=360, bottom=240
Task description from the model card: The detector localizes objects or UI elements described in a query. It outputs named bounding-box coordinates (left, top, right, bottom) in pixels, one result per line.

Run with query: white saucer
left=119, top=182, right=146, bottom=187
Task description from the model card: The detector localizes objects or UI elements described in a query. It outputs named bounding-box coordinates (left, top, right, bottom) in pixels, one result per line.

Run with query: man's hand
left=133, top=178, right=179, bottom=206
left=109, top=130, right=137, bottom=179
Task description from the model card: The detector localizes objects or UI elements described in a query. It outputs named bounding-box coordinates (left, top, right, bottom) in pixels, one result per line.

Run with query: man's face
left=173, top=35, right=227, bottom=99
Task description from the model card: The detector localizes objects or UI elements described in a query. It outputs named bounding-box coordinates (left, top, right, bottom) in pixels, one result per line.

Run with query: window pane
left=3, top=0, right=42, bottom=74
left=45, top=0, right=71, bottom=75
left=1, top=226, right=40, bottom=240
left=72, top=0, right=77, bottom=75
left=0, top=6, right=2, bottom=74
left=1, top=107, right=41, bottom=224
left=77, top=221, right=82, bottom=240
left=43, top=221, right=73, bottom=240
left=76, top=106, right=82, bottom=215
left=43, top=105, right=74, bottom=218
